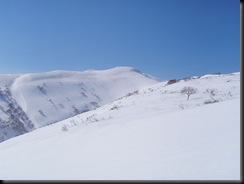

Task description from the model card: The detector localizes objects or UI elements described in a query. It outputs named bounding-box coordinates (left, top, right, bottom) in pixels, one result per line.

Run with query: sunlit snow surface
left=0, top=67, right=158, bottom=141
left=0, top=70, right=240, bottom=180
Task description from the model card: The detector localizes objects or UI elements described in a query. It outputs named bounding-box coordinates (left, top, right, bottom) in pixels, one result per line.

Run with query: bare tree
left=181, top=86, right=197, bottom=100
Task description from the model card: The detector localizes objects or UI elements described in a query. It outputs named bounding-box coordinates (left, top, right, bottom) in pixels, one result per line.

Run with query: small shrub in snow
left=80, top=92, right=87, bottom=97
left=179, top=103, right=184, bottom=110
left=37, top=85, right=47, bottom=95
left=85, top=114, right=98, bottom=122
left=182, top=77, right=191, bottom=81
left=126, top=90, right=139, bottom=97
left=228, top=91, right=233, bottom=97
left=221, top=91, right=233, bottom=99
left=204, top=100, right=219, bottom=104
left=90, top=101, right=99, bottom=107
left=110, top=105, right=120, bottom=110
left=167, top=79, right=178, bottom=85
left=92, top=93, right=102, bottom=102
left=61, top=125, right=68, bottom=132
left=161, top=90, right=168, bottom=94
left=72, top=105, right=80, bottom=115
left=206, top=88, right=218, bottom=100
left=59, top=103, right=65, bottom=108
left=38, top=110, right=47, bottom=117
left=66, top=97, right=71, bottom=102
left=70, top=119, right=76, bottom=126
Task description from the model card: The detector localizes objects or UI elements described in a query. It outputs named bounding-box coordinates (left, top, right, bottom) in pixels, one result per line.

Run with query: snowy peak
left=8, top=66, right=154, bottom=84
left=0, top=67, right=158, bottom=142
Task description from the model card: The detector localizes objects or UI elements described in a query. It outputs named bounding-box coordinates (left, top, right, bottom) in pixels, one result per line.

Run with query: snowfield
left=0, top=69, right=240, bottom=180
left=0, top=100, right=240, bottom=180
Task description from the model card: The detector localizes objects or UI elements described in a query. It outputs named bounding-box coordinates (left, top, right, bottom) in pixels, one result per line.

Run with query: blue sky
left=0, top=0, right=240, bottom=79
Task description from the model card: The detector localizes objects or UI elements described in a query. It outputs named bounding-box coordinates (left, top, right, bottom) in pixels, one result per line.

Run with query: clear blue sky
left=0, top=0, right=240, bottom=79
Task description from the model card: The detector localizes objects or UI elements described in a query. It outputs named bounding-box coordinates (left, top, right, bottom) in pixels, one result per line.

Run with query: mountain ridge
left=0, top=66, right=159, bottom=142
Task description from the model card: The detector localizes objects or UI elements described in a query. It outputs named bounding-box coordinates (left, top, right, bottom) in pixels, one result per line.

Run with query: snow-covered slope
left=0, top=67, right=159, bottom=142
left=0, top=71, right=240, bottom=180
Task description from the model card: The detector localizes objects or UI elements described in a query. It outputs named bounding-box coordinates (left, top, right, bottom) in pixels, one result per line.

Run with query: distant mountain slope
left=0, top=67, right=159, bottom=142
left=57, top=71, right=240, bottom=132
left=0, top=71, right=240, bottom=180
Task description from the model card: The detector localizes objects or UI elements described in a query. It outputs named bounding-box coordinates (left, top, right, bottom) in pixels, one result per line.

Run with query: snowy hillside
left=0, top=67, right=159, bottom=142
left=0, top=71, right=240, bottom=180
